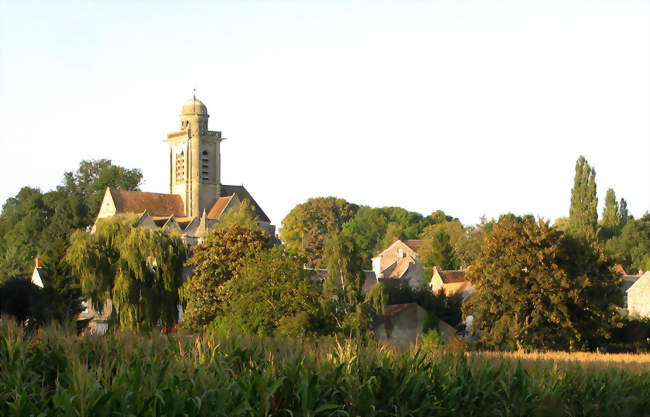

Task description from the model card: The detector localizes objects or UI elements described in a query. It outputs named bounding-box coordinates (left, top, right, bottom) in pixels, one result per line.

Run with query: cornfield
left=1, top=322, right=649, bottom=416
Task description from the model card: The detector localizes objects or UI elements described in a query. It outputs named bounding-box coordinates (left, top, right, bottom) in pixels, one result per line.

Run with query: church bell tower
left=165, top=96, right=222, bottom=218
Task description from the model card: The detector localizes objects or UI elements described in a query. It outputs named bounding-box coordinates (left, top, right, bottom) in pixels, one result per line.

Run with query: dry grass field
left=472, top=350, right=650, bottom=372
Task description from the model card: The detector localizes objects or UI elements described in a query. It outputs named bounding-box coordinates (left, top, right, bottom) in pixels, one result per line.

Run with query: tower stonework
left=165, top=97, right=222, bottom=218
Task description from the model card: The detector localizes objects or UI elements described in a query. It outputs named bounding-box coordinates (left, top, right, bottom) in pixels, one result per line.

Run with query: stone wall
left=628, top=272, right=650, bottom=318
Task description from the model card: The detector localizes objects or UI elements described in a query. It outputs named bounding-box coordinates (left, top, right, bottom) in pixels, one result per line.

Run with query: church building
left=95, top=97, right=274, bottom=244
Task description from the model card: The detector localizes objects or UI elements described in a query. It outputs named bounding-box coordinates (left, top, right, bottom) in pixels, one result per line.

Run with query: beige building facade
left=626, top=271, right=650, bottom=318
left=371, top=239, right=423, bottom=289
left=429, top=267, right=475, bottom=300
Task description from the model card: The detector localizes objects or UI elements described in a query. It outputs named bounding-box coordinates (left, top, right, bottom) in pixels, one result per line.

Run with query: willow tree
left=65, top=216, right=187, bottom=330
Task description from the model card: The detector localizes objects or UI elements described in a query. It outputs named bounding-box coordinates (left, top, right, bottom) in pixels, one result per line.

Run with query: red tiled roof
left=388, top=257, right=411, bottom=278
left=405, top=239, right=424, bottom=251
left=207, top=195, right=234, bottom=219
left=111, top=189, right=185, bottom=217
left=439, top=270, right=466, bottom=283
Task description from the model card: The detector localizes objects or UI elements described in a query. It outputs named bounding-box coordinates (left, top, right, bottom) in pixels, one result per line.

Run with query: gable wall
left=628, top=273, right=650, bottom=318
left=96, top=189, right=117, bottom=220
left=373, top=241, right=418, bottom=277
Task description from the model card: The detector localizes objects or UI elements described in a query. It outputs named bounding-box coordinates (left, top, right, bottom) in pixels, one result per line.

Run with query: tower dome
left=181, top=97, right=208, bottom=116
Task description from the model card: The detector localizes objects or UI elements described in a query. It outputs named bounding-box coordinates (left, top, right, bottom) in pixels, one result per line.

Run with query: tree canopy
left=467, top=215, right=620, bottom=350
left=280, top=197, right=358, bottom=267
left=605, top=214, right=650, bottom=273
left=181, top=224, right=271, bottom=331
left=0, top=159, right=142, bottom=280
left=218, top=246, right=320, bottom=337
left=421, top=230, right=459, bottom=273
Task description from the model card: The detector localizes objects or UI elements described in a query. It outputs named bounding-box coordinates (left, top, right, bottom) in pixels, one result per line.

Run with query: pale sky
left=1, top=1, right=648, bottom=229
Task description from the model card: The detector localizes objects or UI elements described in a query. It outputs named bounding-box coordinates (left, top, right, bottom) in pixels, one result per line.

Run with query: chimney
left=34, top=256, right=43, bottom=269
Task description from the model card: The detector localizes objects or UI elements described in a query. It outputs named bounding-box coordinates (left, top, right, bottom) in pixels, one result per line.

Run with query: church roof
left=220, top=184, right=271, bottom=223
left=207, top=194, right=235, bottom=219
left=110, top=189, right=185, bottom=217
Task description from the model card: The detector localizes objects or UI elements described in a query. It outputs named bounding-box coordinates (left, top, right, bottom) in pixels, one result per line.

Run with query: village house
left=373, top=302, right=457, bottom=346
left=429, top=266, right=475, bottom=300
left=371, top=239, right=424, bottom=289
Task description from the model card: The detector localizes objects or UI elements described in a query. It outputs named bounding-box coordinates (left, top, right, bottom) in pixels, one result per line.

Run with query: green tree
left=605, top=214, right=650, bottom=273
left=619, top=198, right=629, bottom=227
left=320, top=231, right=368, bottom=335
left=219, top=199, right=260, bottom=229
left=558, top=234, right=622, bottom=347
left=419, top=221, right=468, bottom=268
left=553, top=217, right=570, bottom=234
left=376, top=207, right=433, bottom=240
left=66, top=216, right=187, bottom=330
left=599, top=188, right=622, bottom=239
left=342, top=206, right=387, bottom=267
left=378, top=221, right=405, bottom=251
left=467, top=215, right=620, bottom=350
left=428, top=210, right=458, bottom=225
left=569, top=155, right=598, bottom=240
left=219, top=247, right=319, bottom=337
left=421, top=230, right=459, bottom=273
left=61, top=159, right=142, bottom=223
left=0, top=187, right=50, bottom=279
left=181, top=224, right=271, bottom=331
left=0, top=159, right=142, bottom=312
left=280, top=197, right=358, bottom=267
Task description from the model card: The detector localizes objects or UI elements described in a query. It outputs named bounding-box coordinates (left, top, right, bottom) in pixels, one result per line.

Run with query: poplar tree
left=600, top=188, right=622, bottom=239
left=569, top=155, right=598, bottom=240
left=619, top=198, right=629, bottom=227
